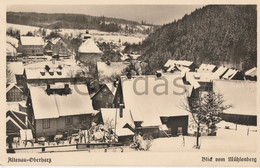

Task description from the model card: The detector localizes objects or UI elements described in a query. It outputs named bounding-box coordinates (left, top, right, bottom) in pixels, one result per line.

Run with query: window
left=65, top=117, right=73, bottom=125
left=42, top=119, right=50, bottom=129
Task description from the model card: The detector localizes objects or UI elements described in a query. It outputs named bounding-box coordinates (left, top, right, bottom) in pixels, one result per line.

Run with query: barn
left=213, top=80, right=257, bottom=126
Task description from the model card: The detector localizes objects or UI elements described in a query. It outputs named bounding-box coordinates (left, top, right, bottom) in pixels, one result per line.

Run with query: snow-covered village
left=5, top=5, right=257, bottom=154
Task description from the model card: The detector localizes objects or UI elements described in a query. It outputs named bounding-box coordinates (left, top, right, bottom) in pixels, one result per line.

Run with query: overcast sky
left=7, top=5, right=204, bottom=25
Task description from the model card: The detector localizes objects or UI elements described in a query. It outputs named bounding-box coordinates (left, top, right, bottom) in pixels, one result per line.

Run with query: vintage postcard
left=1, top=0, right=259, bottom=166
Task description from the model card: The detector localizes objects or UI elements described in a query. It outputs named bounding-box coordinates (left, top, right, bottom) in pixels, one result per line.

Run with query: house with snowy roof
left=222, top=68, right=244, bottom=80
left=26, top=83, right=97, bottom=139
left=245, top=67, right=257, bottom=81
left=18, top=36, right=44, bottom=56
left=183, top=71, right=219, bottom=99
left=213, top=80, right=256, bottom=126
left=78, top=38, right=102, bottom=65
left=163, top=59, right=195, bottom=73
left=113, top=74, right=189, bottom=137
left=100, top=108, right=135, bottom=144
left=23, top=60, right=87, bottom=90
left=44, top=38, right=71, bottom=58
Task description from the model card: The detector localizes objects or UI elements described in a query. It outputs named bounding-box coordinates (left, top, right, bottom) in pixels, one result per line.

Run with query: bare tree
left=181, top=90, right=231, bottom=149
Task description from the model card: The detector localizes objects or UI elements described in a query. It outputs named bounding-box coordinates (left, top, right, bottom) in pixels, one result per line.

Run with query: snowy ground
left=150, top=121, right=257, bottom=152
left=12, top=121, right=257, bottom=153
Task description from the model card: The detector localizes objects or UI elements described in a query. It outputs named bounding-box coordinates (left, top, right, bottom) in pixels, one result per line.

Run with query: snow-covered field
left=7, top=23, right=146, bottom=44
left=150, top=121, right=257, bottom=152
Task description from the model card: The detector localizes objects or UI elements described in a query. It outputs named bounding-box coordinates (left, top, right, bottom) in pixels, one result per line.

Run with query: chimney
left=106, top=60, right=111, bottom=65
left=156, top=71, right=162, bottom=78
left=58, top=64, right=63, bottom=70
left=64, top=84, right=70, bottom=94
left=45, top=65, right=50, bottom=72
left=46, top=84, right=51, bottom=95
left=57, top=69, right=62, bottom=75
left=119, top=104, right=124, bottom=118
left=40, top=69, right=45, bottom=76
left=113, top=80, right=117, bottom=87
left=126, top=72, right=132, bottom=79
left=49, top=69, right=54, bottom=76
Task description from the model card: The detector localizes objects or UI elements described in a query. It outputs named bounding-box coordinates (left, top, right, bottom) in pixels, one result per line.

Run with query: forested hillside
left=7, top=12, right=155, bottom=34
left=124, top=5, right=257, bottom=72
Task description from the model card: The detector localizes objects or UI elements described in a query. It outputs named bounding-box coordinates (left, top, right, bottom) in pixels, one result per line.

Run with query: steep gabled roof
left=91, top=83, right=117, bottom=99
left=78, top=38, right=102, bottom=54
left=101, top=108, right=135, bottom=136
left=222, top=69, right=239, bottom=80
left=213, top=66, right=228, bottom=79
left=121, top=74, right=189, bottom=127
left=245, top=67, right=257, bottom=77
left=6, top=83, right=23, bottom=93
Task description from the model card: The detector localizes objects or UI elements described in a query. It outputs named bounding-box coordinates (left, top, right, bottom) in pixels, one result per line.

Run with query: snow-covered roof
left=198, top=64, right=217, bottom=72
left=20, top=36, right=44, bottom=46
left=213, top=66, right=228, bottom=79
left=91, top=83, right=117, bottom=99
left=78, top=38, right=102, bottom=54
left=7, top=36, right=19, bottom=48
left=106, top=83, right=117, bottom=96
left=222, top=69, right=239, bottom=80
left=6, top=43, right=17, bottom=56
left=25, top=61, right=84, bottom=80
left=97, top=62, right=128, bottom=82
left=6, top=110, right=27, bottom=129
left=164, top=60, right=193, bottom=73
left=7, top=62, right=24, bottom=84
left=213, top=80, right=256, bottom=116
left=49, top=37, right=61, bottom=45
left=121, top=74, right=189, bottom=127
left=164, top=59, right=193, bottom=68
left=185, top=73, right=200, bottom=89
left=6, top=116, right=25, bottom=131
left=186, top=72, right=218, bottom=84
left=206, top=64, right=217, bottom=71
left=6, top=83, right=23, bottom=93
left=100, top=108, right=135, bottom=136
left=245, top=67, right=257, bottom=77
left=29, top=84, right=95, bottom=119
left=7, top=62, right=24, bottom=75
